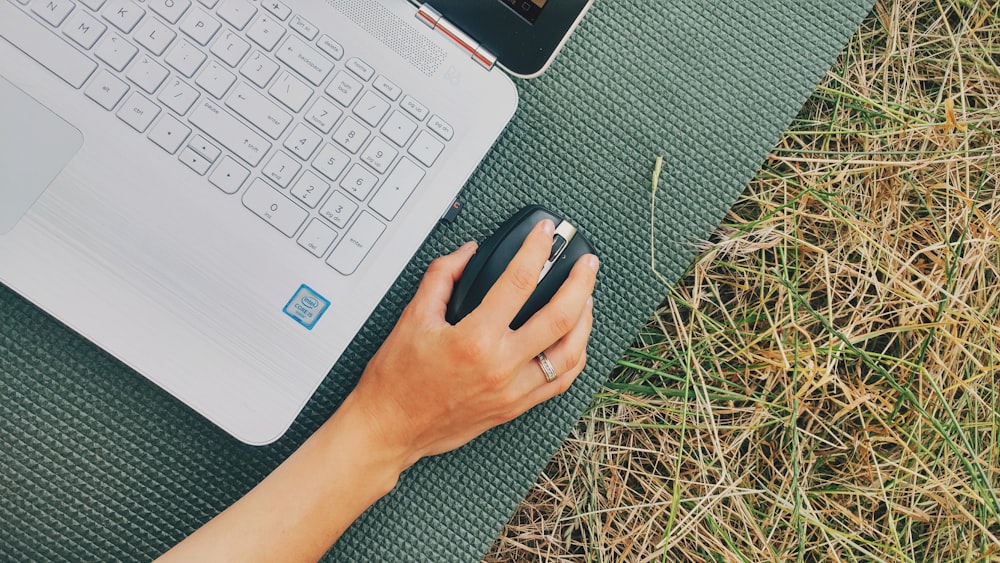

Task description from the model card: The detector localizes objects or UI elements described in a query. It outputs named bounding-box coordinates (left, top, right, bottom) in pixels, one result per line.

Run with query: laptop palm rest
left=0, top=76, right=82, bottom=235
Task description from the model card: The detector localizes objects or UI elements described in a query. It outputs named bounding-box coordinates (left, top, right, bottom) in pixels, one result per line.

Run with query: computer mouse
left=446, top=205, right=597, bottom=329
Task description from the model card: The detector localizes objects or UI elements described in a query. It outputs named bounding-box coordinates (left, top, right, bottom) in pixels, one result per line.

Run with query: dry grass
left=487, top=1, right=1000, bottom=561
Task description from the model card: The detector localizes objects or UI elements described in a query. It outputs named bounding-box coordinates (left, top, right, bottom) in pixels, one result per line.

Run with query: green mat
left=1, top=1, right=874, bottom=560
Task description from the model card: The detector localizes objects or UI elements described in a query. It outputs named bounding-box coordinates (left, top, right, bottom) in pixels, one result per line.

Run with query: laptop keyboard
left=2, top=0, right=455, bottom=275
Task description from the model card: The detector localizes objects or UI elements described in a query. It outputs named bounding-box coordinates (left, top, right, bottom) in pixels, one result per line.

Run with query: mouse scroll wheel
left=549, top=235, right=568, bottom=261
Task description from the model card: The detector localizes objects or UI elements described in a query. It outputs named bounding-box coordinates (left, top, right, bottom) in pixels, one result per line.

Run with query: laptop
left=0, top=0, right=591, bottom=444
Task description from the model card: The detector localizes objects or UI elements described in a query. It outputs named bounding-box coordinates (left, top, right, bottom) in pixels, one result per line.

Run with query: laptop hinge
left=416, top=4, right=497, bottom=70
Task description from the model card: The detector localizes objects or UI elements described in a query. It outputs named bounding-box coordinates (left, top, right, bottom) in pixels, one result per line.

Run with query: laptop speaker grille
left=325, top=0, right=447, bottom=76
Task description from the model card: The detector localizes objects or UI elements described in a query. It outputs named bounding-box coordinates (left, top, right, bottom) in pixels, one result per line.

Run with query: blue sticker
left=283, top=284, right=330, bottom=330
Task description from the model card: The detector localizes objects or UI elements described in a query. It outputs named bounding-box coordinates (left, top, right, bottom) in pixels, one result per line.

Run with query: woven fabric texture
left=0, top=0, right=873, bottom=560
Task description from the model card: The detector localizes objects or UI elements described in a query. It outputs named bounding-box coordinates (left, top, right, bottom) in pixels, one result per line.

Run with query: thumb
left=412, top=242, right=478, bottom=317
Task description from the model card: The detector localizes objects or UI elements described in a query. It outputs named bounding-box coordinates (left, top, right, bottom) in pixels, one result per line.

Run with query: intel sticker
left=283, top=285, right=330, bottom=330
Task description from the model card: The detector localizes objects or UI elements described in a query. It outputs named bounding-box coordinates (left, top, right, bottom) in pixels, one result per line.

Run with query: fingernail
left=587, top=255, right=600, bottom=271
left=460, top=241, right=477, bottom=252
left=541, top=219, right=555, bottom=235
left=587, top=296, right=594, bottom=309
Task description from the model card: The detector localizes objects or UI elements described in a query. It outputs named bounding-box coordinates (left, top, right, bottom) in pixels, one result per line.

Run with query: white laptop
left=0, top=0, right=591, bottom=444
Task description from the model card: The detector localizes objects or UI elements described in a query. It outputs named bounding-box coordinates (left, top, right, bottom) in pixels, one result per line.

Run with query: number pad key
left=332, top=116, right=369, bottom=153
left=290, top=170, right=330, bottom=208
left=380, top=110, right=417, bottom=147
left=297, top=219, right=337, bottom=257
left=360, top=137, right=397, bottom=174
left=242, top=179, right=307, bottom=237
left=319, top=190, right=357, bottom=228
left=353, top=91, right=389, bottom=127
left=339, top=163, right=377, bottom=200
left=262, top=151, right=301, bottom=188
left=283, top=123, right=322, bottom=160
left=305, top=97, right=342, bottom=134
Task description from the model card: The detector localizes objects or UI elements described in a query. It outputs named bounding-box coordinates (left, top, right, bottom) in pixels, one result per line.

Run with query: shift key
left=189, top=100, right=271, bottom=166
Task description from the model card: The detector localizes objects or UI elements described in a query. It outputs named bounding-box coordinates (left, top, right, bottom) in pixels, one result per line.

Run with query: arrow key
left=148, top=114, right=191, bottom=154
left=209, top=155, right=250, bottom=194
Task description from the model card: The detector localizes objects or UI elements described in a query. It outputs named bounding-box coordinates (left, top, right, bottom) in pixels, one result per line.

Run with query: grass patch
left=488, top=1, right=1000, bottom=560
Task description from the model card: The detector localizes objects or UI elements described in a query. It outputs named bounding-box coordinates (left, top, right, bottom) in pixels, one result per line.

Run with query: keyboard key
left=126, top=55, right=169, bottom=94
left=33, top=0, right=75, bottom=27
left=95, top=33, right=138, bottom=71
left=0, top=5, right=98, bottom=88
left=317, top=35, right=343, bottom=60
left=197, top=0, right=218, bottom=8
left=262, top=151, right=300, bottom=188
left=380, top=111, right=417, bottom=147
left=298, top=219, right=337, bottom=257
left=63, top=10, right=107, bottom=49
left=369, top=157, right=424, bottom=221
left=134, top=17, right=176, bottom=56
left=276, top=35, right=333, bottom=86
left=408, top=130, right=444, bottom=167
left=283, top=123, right=322, bottom=160
left=332, top=116, right=369, bottom=153
left=188, top=134, right=221, bottom=161
left=246, top=14, right=285, bottom=51
left=345, top=57, right=374, bottom=81
left=339, top=163, right=377, bottom=200
left=149, top=0, right=191, bottom=24
left=196, top=60, right=236, bottom=98
left=84, top=69, right=129, bottom=110
left=242, top=179, right=307, bottom=237
left=269, top=71, right=311, bottom=112
left=189, top=99, right=271, bottom=166
left=373, top=75, right=401, bottom=101
left=211, top=30, right=250, bottom=67
left=289, top=15, right=317, bottom=40
left=148, top=114, right=191, bottom=154
left=428, top=115, right=454, bottom=141
left=101, top=0, right=145, bottom=33
left=116, top=92, right=160, bottom=132
left=304, top=97, right=342, bottom=134
left=290, top=170, right=329, bottom=208
left=319, top=190, right=357, bottom=228
left=179, top=8, right=220, bottom=45
left=208, top=155, right=249, bottom=193
left=79, top=0, right=107, bottom=10
left=360, top=137, right=397, bottom=174
left=225, top=81, right=291, bottom=139
left=354, top=91, right=390, bottom=127
left=216, top=0, right=256, bottom=30
left=325, top=70, right=362, bottom=107
left=240, top=50, right=278, bottom=87
left=158, top=77, right=199, bottom=114
left=400, top=95, right=428, bottom=121
left=326, top=211, right=385, bottom=275
left=262, top=0, right=291, bottom=21
left=312, top=143, right=350, bottom=182
left=179, top=146, right=211, bottom=174
left=165, top=39, right=206, bottom=77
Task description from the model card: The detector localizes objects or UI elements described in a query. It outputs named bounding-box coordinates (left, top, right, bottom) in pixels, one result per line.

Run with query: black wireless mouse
left=446, top=205, right=597, bottom=329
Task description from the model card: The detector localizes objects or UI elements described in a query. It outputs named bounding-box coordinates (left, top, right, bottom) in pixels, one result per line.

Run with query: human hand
left=345, top=219, right=598, bottom=470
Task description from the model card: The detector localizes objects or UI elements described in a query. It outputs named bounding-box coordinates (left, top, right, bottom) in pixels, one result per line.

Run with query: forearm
left=157, top=393, right=406, bottom=562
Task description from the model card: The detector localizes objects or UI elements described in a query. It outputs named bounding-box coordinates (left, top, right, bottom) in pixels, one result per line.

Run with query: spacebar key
left=0, top=3, right=97, bottom=88
left=189, top=100, right=271, bottom=166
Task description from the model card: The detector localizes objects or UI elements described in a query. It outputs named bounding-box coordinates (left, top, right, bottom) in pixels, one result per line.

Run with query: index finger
left=470, top=219, right=555, bottom=326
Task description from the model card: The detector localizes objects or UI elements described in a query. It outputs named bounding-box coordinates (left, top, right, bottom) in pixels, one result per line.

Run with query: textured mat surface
left=0, top=0, right=874, bottom=560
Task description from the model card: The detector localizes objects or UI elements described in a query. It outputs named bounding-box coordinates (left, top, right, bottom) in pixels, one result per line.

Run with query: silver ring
left=536, top=352, right=558, bottom=383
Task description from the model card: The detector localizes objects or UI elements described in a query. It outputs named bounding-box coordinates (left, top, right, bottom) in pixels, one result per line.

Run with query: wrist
left=316, top=391, right=412, bottom=494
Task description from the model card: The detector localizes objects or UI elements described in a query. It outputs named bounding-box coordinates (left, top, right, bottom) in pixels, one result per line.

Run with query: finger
left=506, top=297, right=594, bottom=405
left=412, top=242, right=478, bottom=318
left=472, top=219, right=555, bottom=325
left=513, top=254, right=598, bottom=356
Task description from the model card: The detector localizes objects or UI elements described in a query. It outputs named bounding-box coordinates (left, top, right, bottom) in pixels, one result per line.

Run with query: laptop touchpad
left=0, top=76, right=83, bottom=235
